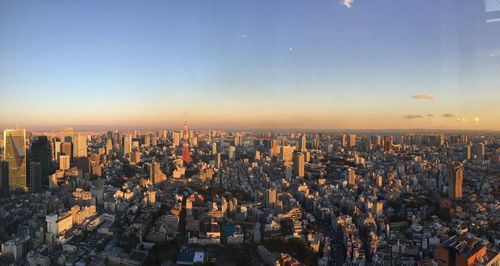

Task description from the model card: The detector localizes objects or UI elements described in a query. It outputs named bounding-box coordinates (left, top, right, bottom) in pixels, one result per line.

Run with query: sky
left=0, top=0, right=499, bottom=130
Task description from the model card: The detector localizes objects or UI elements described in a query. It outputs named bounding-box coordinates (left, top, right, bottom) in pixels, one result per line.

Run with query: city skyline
left=1, top=0, right=499, bottom=130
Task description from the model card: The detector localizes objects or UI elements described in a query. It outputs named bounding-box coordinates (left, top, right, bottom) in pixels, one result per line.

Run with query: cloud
left=489, top=50, right=500, bottom=57
left=404, top=115, right=423, bottom=119
left=427, top=114, right=434, bottom=117
left=341, top=0, right=353, bottom=8
left=442, top=113, right=456, bottom=118
left=235, top=31, right=248, bottom=39
left=411, top=93, right=434, bottom=100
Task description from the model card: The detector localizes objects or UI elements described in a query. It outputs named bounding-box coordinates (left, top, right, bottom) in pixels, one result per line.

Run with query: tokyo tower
left=182, top=114, right=192, bottom=163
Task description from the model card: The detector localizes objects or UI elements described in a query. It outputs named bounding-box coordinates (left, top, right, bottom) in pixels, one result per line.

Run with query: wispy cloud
left=404, top=115, right=423, bottom=119
left=235, top=31, right=248, bottom=39
left=341, top=0, right=353, bottom=8
left=411, top=93, right=434, bottom=100
left=442, top=113, right=456, bottom=118
left=489, top=50, right=500, bottom=57
left=427, top=114, right=434, bottom=117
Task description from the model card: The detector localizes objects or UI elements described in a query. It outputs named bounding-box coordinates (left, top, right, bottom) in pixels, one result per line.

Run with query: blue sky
left=0, top=0, right=499, bottom=129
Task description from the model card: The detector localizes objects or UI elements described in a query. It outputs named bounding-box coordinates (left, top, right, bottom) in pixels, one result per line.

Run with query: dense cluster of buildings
left=0, top=126, right=499, bottom=265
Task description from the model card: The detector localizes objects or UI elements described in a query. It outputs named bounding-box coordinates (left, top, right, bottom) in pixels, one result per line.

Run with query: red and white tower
left=182, top=114, right=192, bottom=163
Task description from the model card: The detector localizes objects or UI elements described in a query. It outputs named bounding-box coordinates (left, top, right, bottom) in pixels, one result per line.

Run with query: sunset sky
left=0, top=0, right=499, bottom=130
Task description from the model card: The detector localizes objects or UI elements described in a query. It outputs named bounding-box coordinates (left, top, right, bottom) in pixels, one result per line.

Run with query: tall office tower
left=150, top=161, right=164, bottom=184
left=162, top=130, right=168, bottom=140
left=474, top=143, right=485, bottom=162
left=59, top=155, right=71, bottom=170
left=3, top=129, right=27, bottom=191
left=233, top=134, right=241, bottom=146
left=361, top=137, right=372, bottom=152
left=52, top=139, right=61, bottom=161
left=106, top=139, right=113, bottom=155
left=173, top=132, right=180, bottom=148
left=212, top=142, right=217, bottom=154
left=60, top=127, right=73, bottom=142
left=448, top=165, right=463, bottom=199
left=280, top=145, right=294, bottom=163
left=341, top=134, right=347, bottom=147
left=346, top=168, right=356, bottom=185
left=123, top=134, right=132, bottom=155
left=0, top=161, right=7, bottom=194
left=265, top=188, right=277, bottom=208
left=73, top=133, right=88, bottom=158
left=229, top=146, right=236, bottom=160
left=182, top=115, right=192, bottom=163
left=144, top=134, right=151, bottom=147
left=29, top=161, right=42, bottom=193
left=215, top=153, right=221, bottom=169
left=112, top=131, right=121, bottom=146
left=151, top=133, right=158, bottom=146
left=371, top=135, right=381, bottom=147
left=270, top=139, right=280, bottom=157
left=465, top=144, right=471, bottom=160
left=255, top=150, right=261, bottom=161
left=61, top=142, right=73, bottom=162
left=299, top=134, right=307, bottom=152
left=349, top=134, right=356, bottom=147
left=31, top=136, right=52, bottom=188
left=383, top=135, right=393, bottom=151
left=130, top=151, right=141, bottom=164
left=293, top=152, right=305, bottom=178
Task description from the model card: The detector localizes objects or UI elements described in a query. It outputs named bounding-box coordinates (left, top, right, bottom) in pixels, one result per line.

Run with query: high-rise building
left=448, top=164, right=463, bottom=199
left=29, top=161, right=42, bottom=193
left=150, top=161, right=165, bottom=184
left=60, top=127, right=73, bottom=143
left=106, top=139, right=113, bottom=155
left=59, top=155, right=71, bottom=170
left=72, top=133, right=87, bottom=158
left=52, top=139, right=61, bottom=161
left=123, top=134, right=132, bottom=155
left=60, top=142, right=73, bottom=161
left=173, top=132, right=180, bottom=148
left=346, top=168, right=356, bottom=186
left=299, top=134, right=307, bottom=152
left=371, top=135, right=381, bottom=147
left=229, top=146, right=236, bottom=160
left=383, top=135, right=393, bottom=152
left=341, top=134, right=347, bottom=147
left=465, top=144, right=471, bottom=160
left=144, top=134, right=151, bottom=147
left=349, top=134, right=356, bottom=147
left=130, top=151, right=141, bottom=164
left=280, top=145, right=294, bottom=163
left=31, top=136, right=52, bottom=188
left=293, top=152, right=305, bottom=178
left=474, top=143, right=485, bottom=162
left=212, top=142, right=217, bottom=154
left=215, top=153, right=221, bottom=169
left=265, top=188, right=277, bottom=208
left=3, top=129, right=27, bottom=191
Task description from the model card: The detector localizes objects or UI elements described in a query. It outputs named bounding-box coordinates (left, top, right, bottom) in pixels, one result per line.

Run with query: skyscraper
left=229, top=146, right=236, bottom=160
left=215, top=153, right=221, bottom=169
left=60, top=127, right=73, bottom=142
left=383, top=135, right=393, bottom=152
left=448, top=164, right=463, bottom=199
left=341, top=134, right=347, bottom=147
left=59, top=155, right=71, bottom=170
left=293, top=152, right=305, bottom=178
left=123, top=134, right=132, bottom=155
left=299, top=134, right=307, bottom=152
left=73, top=133, right=88, bottom=158
left=349, top=134, right=356, bottom=147
left=3, top=129, right=27, bottom=191
left=265, top=188, right=277, bottom=208
left=150, top=161, right=165, bottom=184
left=29, top=161, right=42, bottom=193
left=31, top=136, right=52, bottom=189
left=60, top=142, right=73, bottom=161
left=212, top=142, right=217, bottom=154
